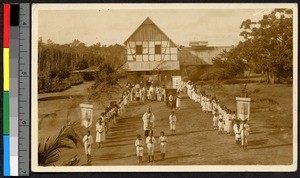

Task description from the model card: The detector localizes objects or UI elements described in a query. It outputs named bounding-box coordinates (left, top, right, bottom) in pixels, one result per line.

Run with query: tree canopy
left=210, top=8, right=293, bottom=83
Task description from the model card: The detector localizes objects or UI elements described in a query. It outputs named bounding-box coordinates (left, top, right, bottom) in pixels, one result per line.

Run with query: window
left=155, top=45, right=161, bottom=54
left=136, top=45, right=143, bottom=55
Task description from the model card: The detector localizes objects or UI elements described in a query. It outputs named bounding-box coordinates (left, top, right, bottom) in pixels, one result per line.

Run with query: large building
left=124, top=17, right=180, bottom=87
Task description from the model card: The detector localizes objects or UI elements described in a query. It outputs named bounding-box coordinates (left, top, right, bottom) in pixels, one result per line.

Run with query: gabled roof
left=124, top=17, right=179, bottom=49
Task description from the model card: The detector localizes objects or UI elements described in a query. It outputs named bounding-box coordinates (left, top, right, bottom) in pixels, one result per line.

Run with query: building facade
left=124, top=17, right=180, bottom=87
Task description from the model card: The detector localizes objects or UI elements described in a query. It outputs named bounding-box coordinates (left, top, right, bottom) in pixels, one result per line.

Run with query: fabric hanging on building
left=80, top=103, right=94, bottom=128
left=143, top=74, right=158, bottom=81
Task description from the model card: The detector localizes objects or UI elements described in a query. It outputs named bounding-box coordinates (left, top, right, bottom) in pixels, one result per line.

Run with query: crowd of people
left=82, top=81, right=174, bottom=164
left=82, top=79, right=251, bottom=165
left=183, top=81, right=250, bottom=151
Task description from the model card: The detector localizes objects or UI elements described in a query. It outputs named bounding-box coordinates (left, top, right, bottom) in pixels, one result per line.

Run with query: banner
left=165, top=89, right=177, bottom=109
left=172, top=76, right=182, bottom=89
left=80, top=103, right=93, bottom=128
left=236, top=97, right=251, bottom=121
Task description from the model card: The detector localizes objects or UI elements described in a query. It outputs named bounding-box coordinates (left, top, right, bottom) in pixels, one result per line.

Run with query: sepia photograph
left=31, top=3, right=297, bottom=172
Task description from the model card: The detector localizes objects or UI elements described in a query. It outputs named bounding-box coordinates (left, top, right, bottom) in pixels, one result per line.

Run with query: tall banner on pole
left=80, top=103, right=93, bottom=128
left=165, top=89, right=177, bottom=109
left=236, top=97, right=251, bottom=121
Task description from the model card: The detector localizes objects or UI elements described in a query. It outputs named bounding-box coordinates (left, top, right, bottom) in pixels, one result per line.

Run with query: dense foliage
left=38, top=39, right=126, bottom=92
left=209, top=8, right=293, bottom=83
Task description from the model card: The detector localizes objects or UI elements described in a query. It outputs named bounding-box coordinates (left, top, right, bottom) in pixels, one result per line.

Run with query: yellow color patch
left=3, top=48, right=9, bottom=91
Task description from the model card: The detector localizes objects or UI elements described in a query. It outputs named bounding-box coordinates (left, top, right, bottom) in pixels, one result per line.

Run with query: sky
left=38, top=8, right=270, bottom=47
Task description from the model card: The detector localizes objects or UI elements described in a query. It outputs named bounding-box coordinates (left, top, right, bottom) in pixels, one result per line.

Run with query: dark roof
left=178, top=47, right=210, bottom=66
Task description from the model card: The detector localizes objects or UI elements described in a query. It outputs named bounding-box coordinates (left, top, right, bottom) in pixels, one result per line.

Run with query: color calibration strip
left=3, top=4, right=11, bottom=176
left=3, top=3, right=23, bottom=176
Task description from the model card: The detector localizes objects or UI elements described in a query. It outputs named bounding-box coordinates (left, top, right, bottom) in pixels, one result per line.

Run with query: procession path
left=83, top=94, right=292, bottom=165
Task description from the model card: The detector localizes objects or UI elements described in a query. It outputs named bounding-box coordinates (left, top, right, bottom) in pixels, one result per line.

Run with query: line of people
left=183, top=81, right=250, bottom=151
left=82, top=85, right=131, bottom=163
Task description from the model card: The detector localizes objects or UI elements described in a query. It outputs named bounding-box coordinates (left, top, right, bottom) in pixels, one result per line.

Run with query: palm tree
left=38, top=121, right=82, bottom=166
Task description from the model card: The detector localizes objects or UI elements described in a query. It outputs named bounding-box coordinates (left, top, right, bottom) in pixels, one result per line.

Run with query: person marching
left=158, top=131, right=168, bottom=160
left=213, top=113, right=219, bottom=130
left=233, top=119, right=241, bottom=145
left=82, top=130, right=93, bottom=163
left=240, top=119, right=250, bottom=150
left=218, top=114, right=224, bottom=134
left=169, top=111, right=177, bottom=135
left=142, top=107, right=155, bottom=137
left=146, top=131, right=156, bottom=162
left=96, top=118, right=105, bottom=148
left=135, top=134, right=144, bottom=163
left=176, top=91, right=181, bottom=110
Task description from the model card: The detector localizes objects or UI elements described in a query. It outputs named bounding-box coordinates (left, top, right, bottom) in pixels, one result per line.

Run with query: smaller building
left=179, top=41, right=233, bottom=80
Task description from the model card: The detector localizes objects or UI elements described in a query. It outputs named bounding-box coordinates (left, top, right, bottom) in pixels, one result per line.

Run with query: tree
left=240, top=8, right=293, bottom=83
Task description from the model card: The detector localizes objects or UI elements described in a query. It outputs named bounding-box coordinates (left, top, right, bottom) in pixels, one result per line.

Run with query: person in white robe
left=169, top=111, right=177, bottom=135
left=146, top=131, right=156, bottom=162
left=82, top=130, right=93, bottom=163
left=149, top=85, right=155, bottom=101
left=135, top=134, right=144, bottom=163
left=240, top=120, right=250, bottom=150
left=228, top=111, right=234, bottom=135
left=233, top=119, right=241, bottom=145
left=176, top=92, right=181, bottom=110
left=142, top=107, right=155, bottom=137
left=224, top=111, right=229, bottom=134
left=96, top=119, right=105, bottom=148
left=218, top=115, right=224, bottom=134
left=159, top=131, right=168, bottom=160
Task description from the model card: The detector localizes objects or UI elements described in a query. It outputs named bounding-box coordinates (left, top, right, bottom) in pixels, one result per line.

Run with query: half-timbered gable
left=124, top=17, right=180, bottom=72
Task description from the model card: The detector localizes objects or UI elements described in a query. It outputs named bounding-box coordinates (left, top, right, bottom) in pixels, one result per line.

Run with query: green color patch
left=3, top=91, right=9, bottom=135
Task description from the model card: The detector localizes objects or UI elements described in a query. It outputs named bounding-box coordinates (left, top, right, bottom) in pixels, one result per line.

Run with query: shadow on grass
left=165, top=129, right=215, bottom=137
left=248, top=143, right=292, bottom=150
left=247, top=139, right=268, bottom=146
left=156, top=154, right=199, bottom=162
left=91, top=153, right=136, bottom=161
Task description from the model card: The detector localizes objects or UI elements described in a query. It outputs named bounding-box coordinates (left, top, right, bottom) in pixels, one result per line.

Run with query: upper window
left=136, top=45, right=143, bottom=55
left=155, top=45, right=161, bottom=54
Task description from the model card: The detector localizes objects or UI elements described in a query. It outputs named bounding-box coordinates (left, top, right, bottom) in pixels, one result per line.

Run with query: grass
left=38, top=80, right=293, bottom=166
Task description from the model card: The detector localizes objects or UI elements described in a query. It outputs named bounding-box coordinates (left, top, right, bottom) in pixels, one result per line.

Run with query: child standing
left=82, top=130, right=93, bottom=163
left=169, top=111, right=177, bottom=135
left=135, top=134, right=144, bottom=163
left=233, top=119, right=241, bottom=145
left=146, top=131, right=156, bottom=162
left=158, top=131, right=168, bottom=160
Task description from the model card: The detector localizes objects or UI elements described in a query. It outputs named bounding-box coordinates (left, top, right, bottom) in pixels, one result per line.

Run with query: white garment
left=142, top=112, right=155, bottom=130
left=159, top=136, right=167, bottom=153
left=146, top=136, right=156, bottom=155
left=169, top=114, right=177, bottom=130
left=135, top=139, right=144, bottom=156
left=82, top=135, right=93, bottom=155
left=95, top=122, right=104, bottom=142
